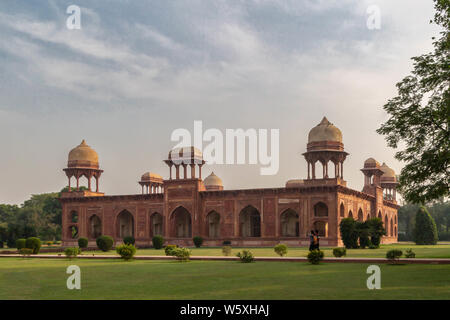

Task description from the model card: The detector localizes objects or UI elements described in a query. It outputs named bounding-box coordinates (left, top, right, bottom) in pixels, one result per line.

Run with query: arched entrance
left=89, top=215, right=102, bottom=239
left=116, top=210, right=134, bottom=238
left=384, top=215, right=389, bottom=235
left=314, top=202, right=328, bottom=217
left=340, top=203, right=345, bottom=218
left=171, top=207, right=192, bottom=238
left=348, top=210, right=353, bottom=219
left=150, top=212, right=163, bottom=236
left=358, top=208, right=364, bottom=222
left=280, top=209, right=299, bottom=237
left=239, top=205, right=261, bottom=237
left=206, top=211, right=220, bottom=238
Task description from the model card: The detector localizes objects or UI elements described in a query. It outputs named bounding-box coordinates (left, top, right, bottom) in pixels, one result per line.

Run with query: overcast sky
left=0, top=0, right=440, bottom=204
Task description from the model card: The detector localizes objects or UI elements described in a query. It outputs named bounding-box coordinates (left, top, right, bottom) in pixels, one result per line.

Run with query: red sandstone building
left=60, top=117, right=399, bottom=247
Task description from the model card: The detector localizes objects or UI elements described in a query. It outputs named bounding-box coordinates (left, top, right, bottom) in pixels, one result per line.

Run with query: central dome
left=308, top=117, right=343, bottom=144
left=68, top=140, right=99, bottom=169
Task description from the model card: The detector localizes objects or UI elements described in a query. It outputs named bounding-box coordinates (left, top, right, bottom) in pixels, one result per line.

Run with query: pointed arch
left=171, top=206, right=192, bottom=238
left=348, top=210, right=353, bottom=219
left=314, top=202, right=328, bottom=217
left=340, top=203, right=345, bottom=218
left=280, top=208, right=299, bottom=237
left=150, top=212, right=163, bottom=237
left=239, top=205, right=261, bottom=237
left=358, top=208, right=364, bottom=222
left=390, top=217, right=394, bottom=237
left=116, top=210, right=134, bottom=238
left=206, top=211, right=221, bottom=238
left=89, top=214, right=102, bottom=239
left=313, top=221, right=328, bottom=237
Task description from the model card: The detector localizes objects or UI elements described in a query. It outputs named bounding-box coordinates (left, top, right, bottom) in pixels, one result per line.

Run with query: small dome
left=68, top=140, right=99, bottom=169
left=364, top=157, right=380, bottom=168
left=204, top=172, right=223, bottom=187
left=286, top=179, right=304, bottom=188
left=168, top=146, right=203, bottom=164
left=308, top=117, right=343, bottom=144
left=203, top=172, right=223, bottom=191
left=141, top=172, right=163, bottom=182
left=380, top=163, right=397, bottom=181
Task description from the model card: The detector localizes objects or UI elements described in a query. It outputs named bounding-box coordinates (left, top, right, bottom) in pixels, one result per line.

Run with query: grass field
left=46, top=243, right=450, bottom=259
left=0, top=257, right=449, bottom=300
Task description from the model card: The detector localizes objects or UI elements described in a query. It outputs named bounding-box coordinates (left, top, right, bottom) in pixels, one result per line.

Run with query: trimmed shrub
left=165, top=244, right=177, bottom=256
left=307, top=250, right=324, bottom=264
left=19, top=248, right=33, bottom=257
left=25, top=237, right=41, bottom=254
left=236, top=250, right=254, bottom=263
left=152, top=235, right=164, bottom=249
left=123, top=236, right=135, bottom=246
left=64, top=247, right=81, bottom=259
left=405, top=248, right=416, bottom=258
left=78, top=237, right=88, bottom=249
left=116, top=244, right=137, bottom=261
left=368, top=244, right=378, bottom=249
left=173, top=247, right=191, bottom=262
left=46, top=241, right=53, bottom=246
left=223, top=240, right=232, bottom=246
left=386, top=249, right=403, bottom=264
left=367, top=217, right=385, bottom=247
left=357, top=222, right=371, bottom=249
left=6, top=238, right=16, bottom=248
left=413, top=206, right=438, bottom=245
left=222, top=246, right=232, bottom=256
left=339, top=218, right=359, bottom=249
left=332, top=247, right=346, bottom=257
left=16, top=238, right=27, bottom=250
left=96, top=235, right=114, bottom=252
left=274, top=244, right=288, bottom=257
left=193, top=236, right=203, bottom=248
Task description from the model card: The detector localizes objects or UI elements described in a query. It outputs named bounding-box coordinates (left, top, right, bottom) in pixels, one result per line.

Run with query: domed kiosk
left=63, top=140, right=103, bottom=193
left=380, top=163, right=398, bottom=201
left=303, top=117, right=348, bottom=183
left=203, top=172, right=223, bottom=191
left=139, top=172, right=164, bottom=194
left=164, top=146, right=206, bottom=180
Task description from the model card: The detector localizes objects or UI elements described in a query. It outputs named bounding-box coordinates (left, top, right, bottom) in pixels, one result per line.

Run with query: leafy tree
left=413, top=206, right=439, bottom=245
left=339, top=218, right=359, bottom=249
left=366, top=217, right=386, bottom=247
left=376, top=0, right=450, bottom=204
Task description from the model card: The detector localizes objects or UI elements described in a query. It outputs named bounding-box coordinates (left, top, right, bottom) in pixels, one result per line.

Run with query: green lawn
left=68, top=243, right=450, bottom=259
left=0, top=258, right=448, bottom=300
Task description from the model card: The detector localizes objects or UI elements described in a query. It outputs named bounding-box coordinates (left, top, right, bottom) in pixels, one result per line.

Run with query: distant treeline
left=398, top=200, right=450, bottom=241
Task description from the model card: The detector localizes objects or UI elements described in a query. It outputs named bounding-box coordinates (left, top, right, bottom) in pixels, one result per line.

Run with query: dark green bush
left=223, top=240, right=232, bottom=246
left=123, top=236, right=135, bottom=245
left=274, top=244, right=288, bottom=257
left=332, top=247, right=346, bottom=257
left=339, top=218, right=359, bottom=249
left=386, top=249, right=403, bottom=264
left=152, top=235, right=164, bottom=249
left=165, top=244, right=177, bottom=256
left=367, top=217, right=386, bottom=247
left=193, top=236, right=203, bottom=248
left=96, top=235, right=114, bottom=252
left=6, top=238, right=16, bottom=248
left=413, top=206, right=438, bottom=245
left=236, top=250, right=254, bottom=263
left=25, top=237, right=41, bottom=254
left=78, top=237, right=88, bottom=249
left=307, top=250, right=324, bottom=264
left=16, top=238, right=27, bottom=250
left=405, top=248, right=416, bottom=258
left=357, top=222, right=370, bottom=249
left=116, top=244, right=137, bottom=261
left=0, top=241, right=3, bottom=248
left=368, top=244, right=378, bottom=249
left=64, top=247, right=81, bottom=259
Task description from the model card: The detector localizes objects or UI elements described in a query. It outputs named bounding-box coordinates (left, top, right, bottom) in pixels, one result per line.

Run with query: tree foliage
left=413, top=206, right=439, bottom=245
left=376, top=0, right=450, bottom=204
